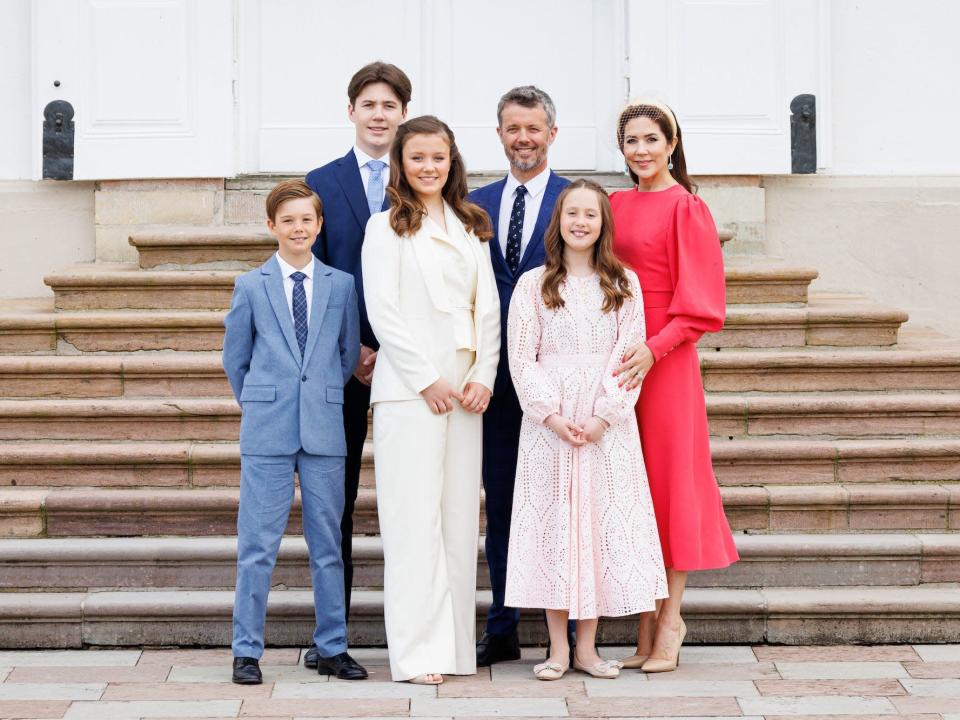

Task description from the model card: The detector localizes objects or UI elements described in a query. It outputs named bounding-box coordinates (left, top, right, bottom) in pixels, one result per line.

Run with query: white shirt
left=354, top=145, right=391, bottom=195
left=497, top=166, right=552, bottom=261
left=275, top=252, right=315, bottom=326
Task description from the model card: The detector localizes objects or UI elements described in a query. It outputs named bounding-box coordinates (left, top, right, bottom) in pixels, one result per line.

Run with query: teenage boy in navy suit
left=224, top=180, right=367, bottom=683
left=468, top=86, right=571, bottom=666
left=303, top=61, right=412, bottom=668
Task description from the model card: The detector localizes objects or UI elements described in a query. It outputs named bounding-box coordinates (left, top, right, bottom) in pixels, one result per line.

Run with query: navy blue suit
left=468, top=170, right=570, bottom=636
left=306, top=149, right=388, bottom=620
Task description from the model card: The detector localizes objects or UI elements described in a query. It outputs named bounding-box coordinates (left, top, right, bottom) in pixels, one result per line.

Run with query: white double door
left=32, top=0, right=825, bottom=179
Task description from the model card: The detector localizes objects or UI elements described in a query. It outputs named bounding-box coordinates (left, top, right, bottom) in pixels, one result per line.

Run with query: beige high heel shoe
left=640, top=621, right=686, bottom=673
left=619, top=653, right=649, bottom=669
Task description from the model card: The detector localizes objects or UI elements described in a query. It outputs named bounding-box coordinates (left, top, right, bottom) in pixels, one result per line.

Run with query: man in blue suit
left=303, top=63, right=411, bottom=666
left=468, top=86, right=570, bottom=666
left=224, top=180, right=367, bottom=683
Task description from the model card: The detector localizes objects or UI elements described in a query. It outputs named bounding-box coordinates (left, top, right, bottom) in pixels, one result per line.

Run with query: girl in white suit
left=361, top=116, right=500, bottom=684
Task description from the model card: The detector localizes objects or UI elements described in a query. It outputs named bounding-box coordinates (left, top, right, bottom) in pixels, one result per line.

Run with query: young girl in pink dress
left=504, top=179, right=667, bottom=681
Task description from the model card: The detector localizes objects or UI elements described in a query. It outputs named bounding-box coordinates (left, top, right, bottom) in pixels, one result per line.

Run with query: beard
left=507, top=144, right=547, bottom=172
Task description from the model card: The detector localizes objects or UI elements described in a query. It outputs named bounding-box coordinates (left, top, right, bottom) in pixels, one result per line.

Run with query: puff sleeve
left=507, top=269, right=561, bottom=424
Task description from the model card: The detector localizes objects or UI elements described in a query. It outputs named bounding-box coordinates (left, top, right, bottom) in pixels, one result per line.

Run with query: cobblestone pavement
left=0, top=645, right=959, bottom=719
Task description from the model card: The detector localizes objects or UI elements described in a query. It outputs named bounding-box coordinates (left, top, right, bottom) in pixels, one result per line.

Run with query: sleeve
left=507, top=271, right=561, bottom=424
left=221, top=278, right=253, bottom=404
left=339, top=281, right=361, bottom=385
left=644, top=194, right=726, bottom=362
left=361, top=216, right=442, bottom=393
left=593, top=272, right=646, bottom=426
left=469, top=240, right=501, bottom=392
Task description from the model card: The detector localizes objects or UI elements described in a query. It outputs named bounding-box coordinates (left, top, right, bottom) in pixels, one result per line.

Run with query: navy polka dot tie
left=291, top=271, right=308, bottom=358
left=505, top=185, right=527, bottom=274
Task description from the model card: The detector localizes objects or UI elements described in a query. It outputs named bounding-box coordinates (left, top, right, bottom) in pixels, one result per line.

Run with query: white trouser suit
left=361, top=205, right=500, bottom=681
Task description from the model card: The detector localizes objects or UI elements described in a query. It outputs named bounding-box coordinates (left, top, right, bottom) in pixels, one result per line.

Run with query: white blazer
left=361, top=202, right=501, bottom=405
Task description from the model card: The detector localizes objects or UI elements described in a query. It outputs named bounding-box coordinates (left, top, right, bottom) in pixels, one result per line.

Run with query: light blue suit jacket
left=222, top=254, right=361, bottom=457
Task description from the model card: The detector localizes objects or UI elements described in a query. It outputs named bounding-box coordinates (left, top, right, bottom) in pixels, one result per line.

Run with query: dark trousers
left=341, top=376, right=371, bottom=622
left=481, top=383, right=523, bottom=636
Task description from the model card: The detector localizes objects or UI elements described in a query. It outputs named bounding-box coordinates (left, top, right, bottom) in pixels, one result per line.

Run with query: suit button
left=301, top=375, right=307, bottom=382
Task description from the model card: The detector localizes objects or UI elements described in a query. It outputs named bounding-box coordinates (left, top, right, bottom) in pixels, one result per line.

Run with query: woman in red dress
left=610, top=99, right=738, bottom=673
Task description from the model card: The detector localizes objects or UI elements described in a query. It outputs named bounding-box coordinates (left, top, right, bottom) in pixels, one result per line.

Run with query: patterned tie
left=505, top=185, right=527, bottom=274
left=291, top=271, right=308, bottom=358
left=366, top=160, right=386, bottom=216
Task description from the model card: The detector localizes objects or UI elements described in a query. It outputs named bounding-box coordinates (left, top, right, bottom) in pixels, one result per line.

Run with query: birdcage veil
left=615, top=97, right=679, bottom=147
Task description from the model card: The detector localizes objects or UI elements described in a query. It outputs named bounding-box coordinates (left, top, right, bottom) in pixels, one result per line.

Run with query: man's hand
left=461, top=382, right=492, bottom=414
left=544, top=414, right=585, bottom=446
left=353, top=345, right=377, bottom=385
left=420, top=377, right=463, bottom=415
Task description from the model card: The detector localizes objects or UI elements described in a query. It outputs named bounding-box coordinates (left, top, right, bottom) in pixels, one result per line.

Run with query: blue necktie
left=505, top=185, right=527, bottom=274
left=291, top=271, right=308, bottom=358
left=366, top=160, right=386, bottom=216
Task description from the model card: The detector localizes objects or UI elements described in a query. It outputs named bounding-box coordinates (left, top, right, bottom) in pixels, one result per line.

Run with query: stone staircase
left=0, top=175, right=958, bottom=649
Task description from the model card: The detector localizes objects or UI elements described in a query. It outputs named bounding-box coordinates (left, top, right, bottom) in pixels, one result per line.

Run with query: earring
left=667, top=155, right=674, bottom=170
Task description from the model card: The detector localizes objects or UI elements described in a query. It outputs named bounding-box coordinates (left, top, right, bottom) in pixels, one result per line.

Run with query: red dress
left=611, top=185, right=738, bottom=571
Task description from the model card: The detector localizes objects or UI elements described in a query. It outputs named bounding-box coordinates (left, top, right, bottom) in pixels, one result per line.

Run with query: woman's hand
left=545, top=414, right=585, bottom=446
left=420, top=378, right=463, bottom=415
left=578, top=416, right=609, bottom=443
left=461, top=382, right=492, bottom=414
left=615, top=341, right=655, bottom=390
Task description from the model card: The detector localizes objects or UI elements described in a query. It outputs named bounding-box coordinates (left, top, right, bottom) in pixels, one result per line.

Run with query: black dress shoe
left=303, top=645, right=318, bottom=669
left=316, top=651, right=368, bottom=680
left=476, top=630, right=521, bottom=666
left=232, top=656, right=262, bottom=685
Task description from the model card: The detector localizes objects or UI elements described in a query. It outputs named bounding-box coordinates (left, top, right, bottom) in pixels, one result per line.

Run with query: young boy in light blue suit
left=223, top=179, right=366, bottom=684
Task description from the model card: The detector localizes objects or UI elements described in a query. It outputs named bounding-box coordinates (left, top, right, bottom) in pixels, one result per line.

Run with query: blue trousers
left=232, top=451, right=347, bottom=658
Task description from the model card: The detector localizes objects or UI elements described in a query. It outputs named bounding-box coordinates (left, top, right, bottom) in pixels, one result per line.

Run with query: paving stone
left=273, top=681, right=435, bottom=698
left=913, top=644, right=960, bottom=661
left=903, top=661, right=960, bottom=678
left=755, top=679, right=907, bottom=696
left=437, top=678, right=585, bottom=697
left=0, top=682, right=105, bottom=700
left=738, top=695, right=899, bottom=715
left=754, top=645, right=922, bottom=661
left=584, top=678, right=759, bottom=697
left=674, top=645, right=759, bottom=663
left=900, top=677, right=960, bottom=695
left=0, top=650, right=140, bottom=666
left=410, top=698, right=567, bottom=717
left=763, top=716, right=938, bottom=720
left=642, top=662, right=779, bottom=681
left=167, top=664, right=327, bottom=683
left=240, top=699, right=408, bottom=716
left=7, top=664, right=171, bottom=683
left=0, top=700, right=72, bottom=719
left=567, top=696, right=741, bottom=716
left=0, top=666, right=8, bottom=681
left=892, top=695, right=960, bottom=713
left=775, top=661, right=910, bottom=679
left=138, top=648, right=299, bottom=666
left=64, top=699, right=242, bottom=719
left=101, top=681, right=272, bottom=700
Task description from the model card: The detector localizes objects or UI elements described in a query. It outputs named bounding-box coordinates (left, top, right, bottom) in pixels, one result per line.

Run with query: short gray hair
left=496, top=86, right=557, bottom=129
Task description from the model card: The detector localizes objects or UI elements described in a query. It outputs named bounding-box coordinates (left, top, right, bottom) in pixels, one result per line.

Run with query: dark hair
left=616, top=103, right=696, bottom=194
left=541, top=179, right=632, bottom=313
left=347, top=61, right=412, bottom=109
left=496, top=85, right=557, bottom=128
left=265, top=179, right=322, bottom=222
left=386, top=116, right=492, bottom=241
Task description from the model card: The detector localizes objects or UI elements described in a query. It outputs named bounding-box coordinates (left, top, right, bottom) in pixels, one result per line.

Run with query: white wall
left=828, top=0, right=960, bottom=175
left=0, top=0, right=31, bottom=180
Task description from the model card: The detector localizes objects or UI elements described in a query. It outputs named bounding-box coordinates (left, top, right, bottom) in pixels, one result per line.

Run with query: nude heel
left=640, top=621, right=686, bottom=673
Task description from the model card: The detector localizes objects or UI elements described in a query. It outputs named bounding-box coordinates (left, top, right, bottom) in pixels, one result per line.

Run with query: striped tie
left=366, top=160, right=386, bottom=216
left=291, top=271, right=308, bottom=358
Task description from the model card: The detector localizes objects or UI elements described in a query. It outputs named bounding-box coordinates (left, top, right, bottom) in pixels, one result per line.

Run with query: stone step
left=702, top=347, right=960, bottom=392
left=0, top=296, right=906, bottom=354
left=46, top=259, right=805, bottom=311
left=708, top=391, right=960, bottom=438
left=2, top=584, right=958, bottom=648
left=1, top=533, right=955, bottom=593
left=129, top=226, right=275, bottom=270
left=2, top=436, right=956, bottom=489
left=2, top=482, right=957, bottom=538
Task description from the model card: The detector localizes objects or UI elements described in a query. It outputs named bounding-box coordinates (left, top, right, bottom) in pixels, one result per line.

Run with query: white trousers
left=373, top=350, right=482, bottom=681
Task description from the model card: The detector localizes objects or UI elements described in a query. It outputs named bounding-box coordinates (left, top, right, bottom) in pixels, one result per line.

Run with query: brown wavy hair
left=386, top=116, right=493, bottom=241
left=616, top=102, right=697, bottom=194
left=541, top=179, right=632, bottom=313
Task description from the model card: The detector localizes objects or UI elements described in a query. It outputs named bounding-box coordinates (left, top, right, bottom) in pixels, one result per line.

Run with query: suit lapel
left=302, top=261, right=332, bottom=368
left=412, top=212, right=453, bottom=313
left=517, top=171, right=561, bottom=275
left=262, top=256, right=303, bottom=367
left=334, top=149, right=370, bottom=230
left=483, top=178, right=510, bottom=277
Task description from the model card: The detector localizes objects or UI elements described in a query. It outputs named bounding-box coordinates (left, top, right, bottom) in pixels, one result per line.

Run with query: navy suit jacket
left=468, top=170, right=570, bottom=397
left=306, top=149, right=388, bottom=349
